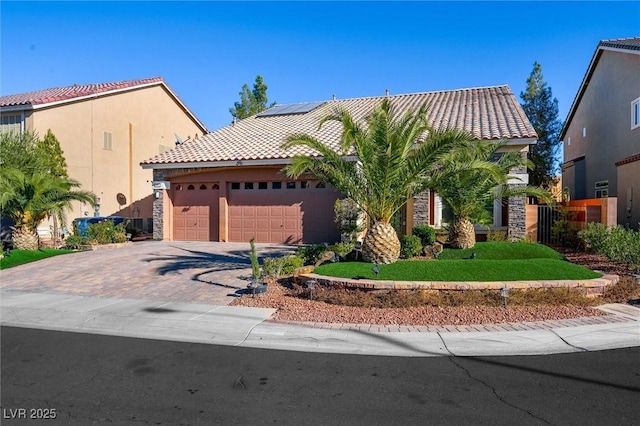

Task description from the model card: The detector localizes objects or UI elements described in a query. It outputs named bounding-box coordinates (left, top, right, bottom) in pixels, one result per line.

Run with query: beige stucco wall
left=24, top=84, right=205, bottom=233
left=563, top=49, right=640, bottom=202
left=617, top=160, right=640, bottom=230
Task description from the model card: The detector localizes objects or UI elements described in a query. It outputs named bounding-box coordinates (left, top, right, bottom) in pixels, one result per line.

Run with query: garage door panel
left=172, top=185, right=219, bottom=241
left=228, top=185, right=339, bottom=244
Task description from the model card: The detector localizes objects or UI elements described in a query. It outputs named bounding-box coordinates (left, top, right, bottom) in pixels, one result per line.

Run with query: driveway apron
left=0, top=241, right=295, bottom=305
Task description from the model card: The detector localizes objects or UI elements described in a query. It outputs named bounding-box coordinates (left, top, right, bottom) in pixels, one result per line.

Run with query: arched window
left=175, top=184, right=183, bottom=190
left=199, top=184, right=207, bottom=190
left=316, top=182, right=326, bottom=189
left=187, top=184, right=195, bottom=190
left=212, top=183, right=220, bottom=190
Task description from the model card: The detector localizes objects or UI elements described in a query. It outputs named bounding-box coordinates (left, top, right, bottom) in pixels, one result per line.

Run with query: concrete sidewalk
left=2, top=289, right=638, bottom=357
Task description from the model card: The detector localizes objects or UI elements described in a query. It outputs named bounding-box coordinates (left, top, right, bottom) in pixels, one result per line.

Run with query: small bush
left=297, top=244, right=329, bottom=266
left=64, top=234, right=84, bottom=249
left=604, top=226, right=640, bottom=268
left=578, top=223, right=610, bottom=253
left=486, top=229, right=507, bottom=242
left=412, top=225, right=436, bottom=246
left=400, top=235, right=422, bottom=259
left=328, top=241, right=355, bottom=259
left=85, top=221, right=127, bottom=244
left=263, top=255, right=304, bottom=277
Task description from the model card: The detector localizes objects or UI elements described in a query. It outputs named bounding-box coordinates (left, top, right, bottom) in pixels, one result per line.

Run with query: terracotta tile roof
left=599, top=37, right=640, bottom=51
left=143, top=85, right=536, bottom=167
left=0, top=77, right=164, bottom=108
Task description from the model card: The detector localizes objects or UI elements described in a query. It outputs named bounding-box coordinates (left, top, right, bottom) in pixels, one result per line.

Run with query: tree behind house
left=520, top=61, right=563, bottom=188
left=229, top=75, right=276, bottom=120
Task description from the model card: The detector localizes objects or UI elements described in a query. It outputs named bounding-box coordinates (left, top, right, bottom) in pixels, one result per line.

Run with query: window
left=175, top=184, right=183, bottom=191
left=272, top=182, right=282, bottom=189
left=231, top=182, right=240, bottom=190
left=258, top=182, right=268, bottom=190
left=103, top=132, right=112, bottom=150
left=595, top=189, right=608, bottom=198
left=244, top=182, right=254, bottom=190
left=199, top=184, right=207, bottom=190
left=301, top=181, right=309, bottom=189
left=286, top=182, right=296, bottom=189
left=316, top=182, right=326, bottom=189
left=632, top=97, right=640, bottom=130
left=212, top=183, right=219, bottom=190
left=0, top=114, right=23, bottom=134
left=187, top=184, right=195, bottom=190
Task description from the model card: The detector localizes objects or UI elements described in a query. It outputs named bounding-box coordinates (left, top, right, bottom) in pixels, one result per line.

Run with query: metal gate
left=537, top=205, right=560, bottom=244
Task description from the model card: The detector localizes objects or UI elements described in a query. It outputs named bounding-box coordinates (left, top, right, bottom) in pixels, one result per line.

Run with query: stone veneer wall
left=152, top=167, right=208, bottom=240
left=507, top=162, right=528, bottom=240
left=412, top=190, right=429, bottom=227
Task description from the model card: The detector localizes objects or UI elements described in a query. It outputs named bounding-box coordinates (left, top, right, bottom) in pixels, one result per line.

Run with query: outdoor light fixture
left=372, top=264, right=380, bottom=279
left=305, top=280, right=318, bottom=300
left=500, top=285, right=510, bottom=309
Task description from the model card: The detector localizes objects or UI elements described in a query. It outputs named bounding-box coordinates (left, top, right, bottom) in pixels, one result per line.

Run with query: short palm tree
left=0, top=168, right=96, bottom=250
left=430, top=140, right=551, bottom=249
left=282, top=99, right=476, bottom=264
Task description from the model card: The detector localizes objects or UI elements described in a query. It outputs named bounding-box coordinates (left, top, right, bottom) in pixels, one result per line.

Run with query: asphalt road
left=1, top=326, right=639, bottom=426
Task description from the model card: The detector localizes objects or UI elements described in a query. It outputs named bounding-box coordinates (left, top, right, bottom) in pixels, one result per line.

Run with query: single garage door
left=228, top=180, right=340, bottom=244
left=172, top=183, right=219, bottom=241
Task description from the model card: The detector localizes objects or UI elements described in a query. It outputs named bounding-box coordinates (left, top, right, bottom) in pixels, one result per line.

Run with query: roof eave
left=141, top=155, right=360, bottom=170
left=560, top=43, right=640, bottom=140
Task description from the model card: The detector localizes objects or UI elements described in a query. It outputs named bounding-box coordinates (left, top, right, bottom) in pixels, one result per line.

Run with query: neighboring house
left=0, top=77, right=207, bottom=237
left=561, top=37, right=640, bottom=230
left=142, top=85, right=537, bottom=244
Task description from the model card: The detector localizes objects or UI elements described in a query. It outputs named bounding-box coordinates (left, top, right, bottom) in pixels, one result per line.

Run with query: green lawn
left=0, top=249, right=77, bottom=270
left=314, top=242, right=601, bottom=282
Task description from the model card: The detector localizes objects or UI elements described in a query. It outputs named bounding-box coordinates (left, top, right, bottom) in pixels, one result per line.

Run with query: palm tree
left=282, top=99, right=475, bottom=264
left=0, top=168, right=96, bottom=250
left=430, top=140, right=551, bottom=249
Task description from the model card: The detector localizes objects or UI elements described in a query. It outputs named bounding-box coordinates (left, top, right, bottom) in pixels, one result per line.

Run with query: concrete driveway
left=0, top=241, right=295, bottom=305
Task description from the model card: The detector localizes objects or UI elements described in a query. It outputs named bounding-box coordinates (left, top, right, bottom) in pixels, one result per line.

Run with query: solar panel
left=256, top=101, right=325, bottom=117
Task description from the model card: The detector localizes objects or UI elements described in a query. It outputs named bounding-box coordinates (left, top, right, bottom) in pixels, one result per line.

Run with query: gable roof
left=142, top=85, right=536, bottom=169
left=0, top=77, right=208, bottom=133
left=560, top=37, right=640, bottom=139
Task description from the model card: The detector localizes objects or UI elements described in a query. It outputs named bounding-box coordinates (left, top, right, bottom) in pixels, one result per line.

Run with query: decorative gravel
left=231, top=248, right=635, bottom=326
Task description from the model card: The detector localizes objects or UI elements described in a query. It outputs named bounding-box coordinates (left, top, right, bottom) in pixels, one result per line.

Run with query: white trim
left=504, top=137, right=537, bottom=146
left=599, top=46, right=640, bottom=56
left=632, top=96, right=640, bottom=130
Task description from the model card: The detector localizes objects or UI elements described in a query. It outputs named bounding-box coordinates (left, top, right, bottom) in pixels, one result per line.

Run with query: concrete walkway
left=1, top=241, right=639, bottom=357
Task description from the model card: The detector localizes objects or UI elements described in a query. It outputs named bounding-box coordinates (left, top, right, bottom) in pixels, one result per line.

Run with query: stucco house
left=561, top=37, right=640, bottom=230
left=0, top=77, right=207, bottom=237
left=142, top=85, right=537, bottom=245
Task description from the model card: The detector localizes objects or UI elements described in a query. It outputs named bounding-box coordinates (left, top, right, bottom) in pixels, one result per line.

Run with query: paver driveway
left=0, top=241, right=295, bottom=305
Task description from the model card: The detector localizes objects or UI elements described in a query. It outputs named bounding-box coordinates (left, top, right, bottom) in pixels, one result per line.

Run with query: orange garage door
left=228, top=181, right=340, bottom=244
left=172, top=183, right=219, bottom=241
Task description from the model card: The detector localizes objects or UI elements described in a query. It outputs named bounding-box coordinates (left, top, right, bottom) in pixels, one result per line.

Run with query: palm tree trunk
left=11, top=226, right=39, bottom=250
left=449, top=217, right=476, bottom=249
left=362, top=220, right=400, bottom=264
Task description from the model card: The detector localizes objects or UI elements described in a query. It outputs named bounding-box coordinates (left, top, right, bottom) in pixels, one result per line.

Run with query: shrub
left=328, top=241, right=355, bottom=259
left=486, top=229, right=507, bottom=242
left=249, top=238, right=260, bottom=280
left=578, top=223, right=610, bottom=253
left=412, top=225, right=436, bottom=246
left=604, top=226, right=640, bottom=268
left=64, top=234, right=84, bottom=249
left=296, top=244, right=329, bottom=265
left=400, top=235, right=422, bottom=259
left=263, top=255, right=304, bottom=277
left=84, top=221, right=127, bottom=244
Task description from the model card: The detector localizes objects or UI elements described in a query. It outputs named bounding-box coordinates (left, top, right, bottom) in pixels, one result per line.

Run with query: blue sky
left=2, top=1, right=639, bottom=132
